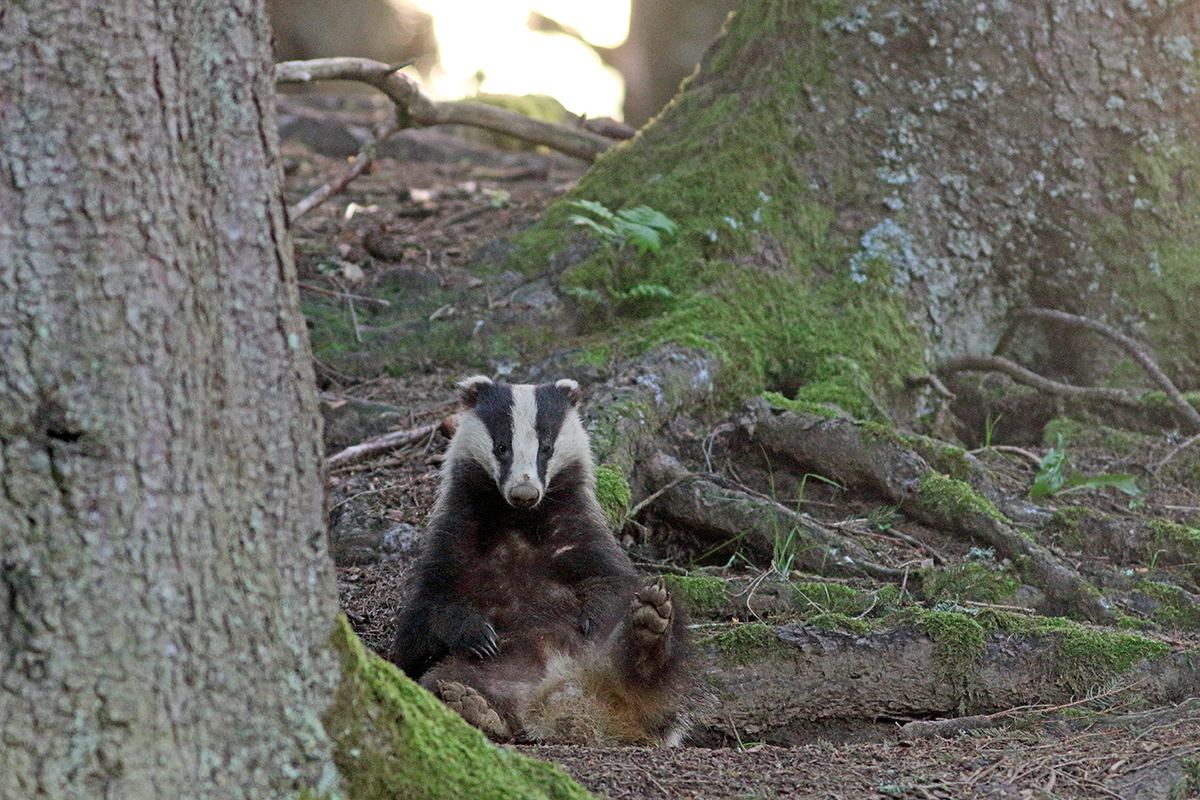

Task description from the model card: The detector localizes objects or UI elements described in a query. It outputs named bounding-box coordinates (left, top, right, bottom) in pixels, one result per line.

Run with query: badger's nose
left=507, top=482, right=541, bottom=507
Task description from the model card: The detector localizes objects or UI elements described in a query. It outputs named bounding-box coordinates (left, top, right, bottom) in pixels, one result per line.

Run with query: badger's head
left=448, top=375, right=593, bottom=508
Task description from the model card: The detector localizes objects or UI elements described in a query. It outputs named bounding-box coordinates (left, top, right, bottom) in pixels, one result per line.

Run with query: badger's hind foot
left=620, top=577, right=676, bottom=680
left=630, top=578, right=673, bottom=640
left=436, top=680, right=512, bottom=742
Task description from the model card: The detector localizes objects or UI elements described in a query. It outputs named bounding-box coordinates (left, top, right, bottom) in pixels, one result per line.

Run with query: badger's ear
left=458, top=375, right=494, bottom=408
left=554, top=378, right=583, bottom=407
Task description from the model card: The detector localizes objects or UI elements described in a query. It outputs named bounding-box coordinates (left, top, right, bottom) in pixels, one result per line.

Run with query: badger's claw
left=455, top=618, right=498, bottom=659
left=436, top=680, right=512, bottom=742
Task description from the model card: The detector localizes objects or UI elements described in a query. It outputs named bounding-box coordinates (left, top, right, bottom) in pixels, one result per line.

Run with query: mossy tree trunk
left=531, top=0, right=1200, bottom=421
left=0, top=3, right=588, bottom=798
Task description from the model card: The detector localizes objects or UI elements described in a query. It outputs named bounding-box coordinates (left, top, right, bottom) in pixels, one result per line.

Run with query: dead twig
left=297, top=282, right=391, bottom=306
left=325, top=421, right=443, bottom=469
left=968, top=444, right=1043, bottom=468
left=1150, top=431, right=1200, bottom=472
left=1011, top=307, right=1200, bottom=433
left=288, top=118, right=399, bottom=220
left=275, top=58, right=614, bottom=162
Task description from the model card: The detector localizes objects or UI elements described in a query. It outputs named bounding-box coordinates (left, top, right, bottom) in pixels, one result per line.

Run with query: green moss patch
left=321, top=616, right=591, bottom=800
left=792, top=581, right=899, bottom=618
left=982, top=611, right=1172, bottom=696
left=1044, top=506, right=1096, bottom=552
left=663, top=574, right=733, bottom=617
left=916, top=473, right=1007, bottom=523
left=1148, top=519, right=1200, bottom=557
left=702, top=622, right=786, bottom=665
left=593, top=463, right=632, bottom=530
left=922, top=562, right=1019, bottom=605
left=912, top=609, right=986, bottom=678
left=1132, top=580, right=1200, bottom=630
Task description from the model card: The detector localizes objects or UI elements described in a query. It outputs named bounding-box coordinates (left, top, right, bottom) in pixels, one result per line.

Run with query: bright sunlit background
left=405, top=0, right=630, bottom=119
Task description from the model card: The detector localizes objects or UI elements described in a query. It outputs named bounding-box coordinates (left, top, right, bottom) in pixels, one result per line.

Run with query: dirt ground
left=280, top=93, right=1200, bottom=799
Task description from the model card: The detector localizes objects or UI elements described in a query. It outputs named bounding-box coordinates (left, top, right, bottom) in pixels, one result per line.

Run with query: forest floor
left=280, top=92, right=1200, bottom=799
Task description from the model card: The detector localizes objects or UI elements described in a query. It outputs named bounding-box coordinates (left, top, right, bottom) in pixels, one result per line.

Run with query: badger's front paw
left=451, top=614, right=498, bottom=659
left=436, top=680, right=512, bottom=742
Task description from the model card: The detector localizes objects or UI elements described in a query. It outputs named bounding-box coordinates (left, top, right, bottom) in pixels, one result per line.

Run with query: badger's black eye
left=494, top=443, right=508, bottom=457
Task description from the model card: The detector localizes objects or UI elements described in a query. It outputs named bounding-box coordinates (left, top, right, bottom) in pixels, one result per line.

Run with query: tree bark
left=0, top=3, right=342, bottom=796
left=0, top=4, right=590, bottom=798
left=527, top=0, right=1200, bottom=423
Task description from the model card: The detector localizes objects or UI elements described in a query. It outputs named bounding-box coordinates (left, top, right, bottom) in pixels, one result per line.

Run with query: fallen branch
left=1011, top=307, right=1200, bottom=433
left=1151, top=431, right=1200, bottom=472
left=275, top=58, right=615, bottom=162
left=325, top=420, right=444, bottom=469
left=697, top=621, right=1197, bottom=738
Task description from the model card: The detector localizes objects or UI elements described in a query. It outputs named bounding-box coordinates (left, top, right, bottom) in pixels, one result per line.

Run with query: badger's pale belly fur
left=386, top=377, right=695, bottom=745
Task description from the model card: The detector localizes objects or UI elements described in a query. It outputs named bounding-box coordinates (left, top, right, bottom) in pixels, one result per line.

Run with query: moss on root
left=1148, top=519, right=1200, bottom=559
left=921, top=562, right=1020, bottom=605
left=912, top=609, right=986, bottom=679
left=663, top=574, right=733, bottom=617
left=1132, top=580, right=1200, bottom=630
left=702, top=622, right=787, bottom=665
left=916, top=473, right=1007, bottom=523
left=981, top=611, right=1172, bottom=696
left=1044, top=506, right=1097, bottom=553
left=321, top=616, right=592, bottom=800
left=791, top=581, right=900, bottom=618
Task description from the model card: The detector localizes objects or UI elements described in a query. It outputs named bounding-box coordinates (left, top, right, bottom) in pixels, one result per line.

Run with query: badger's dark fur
left=386, top=376, right=694, bottom=745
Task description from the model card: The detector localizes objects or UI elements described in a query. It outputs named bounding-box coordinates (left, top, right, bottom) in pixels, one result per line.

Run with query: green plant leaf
left=1030, top=434, right=1141, bottom=499
left=624, top=283, right=674, bottom=299
left=611, top=219, right=661, bottom=252
left=1058, top=473, right=1142, bottom=496
left=618, top=205, right=679, bottom=235
left=568, top=199, right=616, bottom=222
left=569, top=215, right=619, bottom=241
left=1030, top=435, right=1068, bottom=499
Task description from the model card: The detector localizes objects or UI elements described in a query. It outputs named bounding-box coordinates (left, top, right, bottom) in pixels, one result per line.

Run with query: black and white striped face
left=448, top=376, right=593, bottom=508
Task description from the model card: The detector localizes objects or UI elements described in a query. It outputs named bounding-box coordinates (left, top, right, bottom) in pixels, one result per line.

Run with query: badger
left=386, top=375, right=694, bottom=745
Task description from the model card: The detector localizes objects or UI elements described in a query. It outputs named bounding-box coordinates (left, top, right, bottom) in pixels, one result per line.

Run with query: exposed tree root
left=695, top=621, right=1197, bottom=743
left=941, top=307, right=1200, bottom=434
left=731, top=399, right=1116, bottom=623
left=639, top=453, right=905, bottom=582
left=940, top=354, right=1139, bottom=409
left=1009, top=308, right=1200, bottom=433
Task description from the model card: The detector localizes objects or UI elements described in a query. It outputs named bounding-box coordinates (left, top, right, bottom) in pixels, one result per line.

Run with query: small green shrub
left=567, top=200, right=679, bottom=253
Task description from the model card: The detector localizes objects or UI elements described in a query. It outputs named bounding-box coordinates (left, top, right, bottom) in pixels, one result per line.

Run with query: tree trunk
left=520, top=0, right=1200, bottom=422
left=0, top=4, right=589, bottom=798
left=0, top=2, right=341, bottom=795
